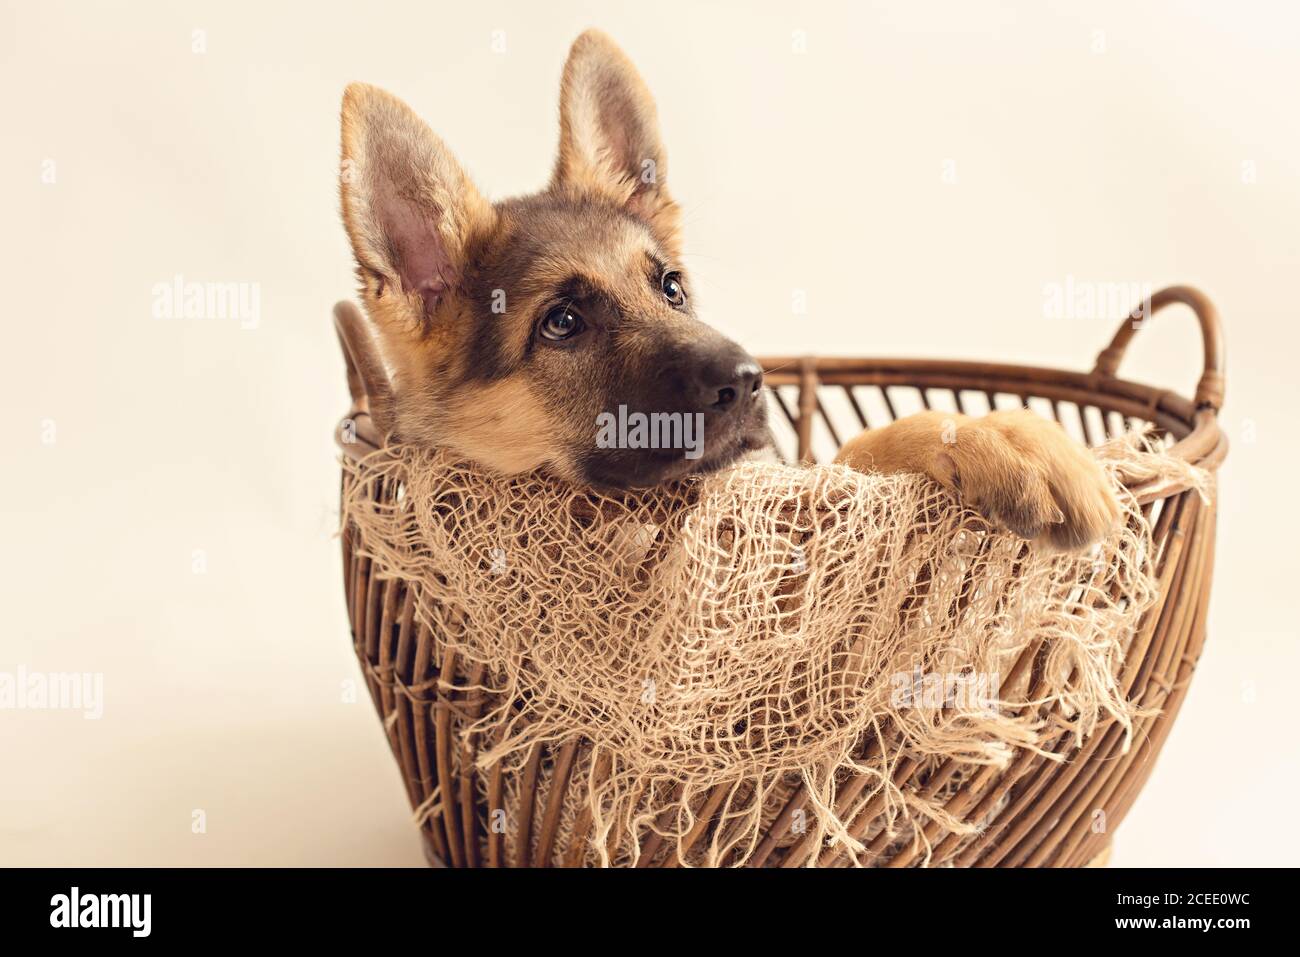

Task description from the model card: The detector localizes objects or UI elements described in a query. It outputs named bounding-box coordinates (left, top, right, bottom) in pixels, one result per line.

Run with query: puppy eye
left=661, top=271, right=686, bottom=306
left=540, top=306, right=583, bottom=342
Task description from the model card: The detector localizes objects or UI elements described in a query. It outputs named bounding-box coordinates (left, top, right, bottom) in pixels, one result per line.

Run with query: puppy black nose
left=691, top=345, right=763, bottom=412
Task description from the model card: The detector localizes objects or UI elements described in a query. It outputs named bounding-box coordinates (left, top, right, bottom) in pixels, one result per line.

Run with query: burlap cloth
left=341, top=432, right=1208, bottom=866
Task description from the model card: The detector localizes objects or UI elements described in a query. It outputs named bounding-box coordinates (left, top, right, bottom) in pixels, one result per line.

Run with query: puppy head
left=339, top=30, right=769, bottom=488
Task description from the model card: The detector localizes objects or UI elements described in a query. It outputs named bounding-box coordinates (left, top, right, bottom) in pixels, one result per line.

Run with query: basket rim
left=759, top=354, right=1226, bottom=497
left=334, top=285, right=1227, bottom=504
left=336, top=355, right=1224, bottom=503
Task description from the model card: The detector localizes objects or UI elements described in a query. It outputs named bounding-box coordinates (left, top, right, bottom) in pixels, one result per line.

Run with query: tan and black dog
left=337, top=29, right=1119, bottom=551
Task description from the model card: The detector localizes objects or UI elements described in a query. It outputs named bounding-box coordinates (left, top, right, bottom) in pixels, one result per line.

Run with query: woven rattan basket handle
left=1092, top=285, right=1225, bottom=413
left=333, top=300, right=395, bottom=435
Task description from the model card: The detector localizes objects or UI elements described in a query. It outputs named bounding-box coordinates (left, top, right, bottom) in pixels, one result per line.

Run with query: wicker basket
left=335, top=284, right=1226, bottom=867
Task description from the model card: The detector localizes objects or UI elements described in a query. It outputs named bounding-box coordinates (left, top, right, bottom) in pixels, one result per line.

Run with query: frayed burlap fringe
left=341, top=431, right=1206, bottom=867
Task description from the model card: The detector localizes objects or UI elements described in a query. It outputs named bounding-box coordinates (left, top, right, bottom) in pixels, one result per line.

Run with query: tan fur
left=435, top=377, right=562, bottom=477
left=835, top=409, right=1121, bottom=551
left=338, top=80, right=499, bottom=400
left=551, top=30, right=682, bottom=256
left=509, top=225, right=658, bottom=312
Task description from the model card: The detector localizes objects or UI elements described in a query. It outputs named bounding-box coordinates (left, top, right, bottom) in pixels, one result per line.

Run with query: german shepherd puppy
left=338, top=30, right=1119, bottom=551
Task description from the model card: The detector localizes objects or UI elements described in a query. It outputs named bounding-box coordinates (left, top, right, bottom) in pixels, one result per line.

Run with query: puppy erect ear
left=551, top=30, right=681, bottom=250
left=340, top=84, right=495, bottom=323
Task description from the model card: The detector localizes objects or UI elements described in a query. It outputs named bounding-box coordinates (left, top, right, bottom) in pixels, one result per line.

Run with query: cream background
left=2, top=0, right=1296, bottom=866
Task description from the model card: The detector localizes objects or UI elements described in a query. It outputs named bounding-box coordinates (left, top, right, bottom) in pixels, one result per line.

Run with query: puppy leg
left=835, top=409, right=1120, bottom=551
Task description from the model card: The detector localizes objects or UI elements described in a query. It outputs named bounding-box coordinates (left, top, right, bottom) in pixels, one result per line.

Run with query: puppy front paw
left=939, top=409, right=1122, bottom=552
